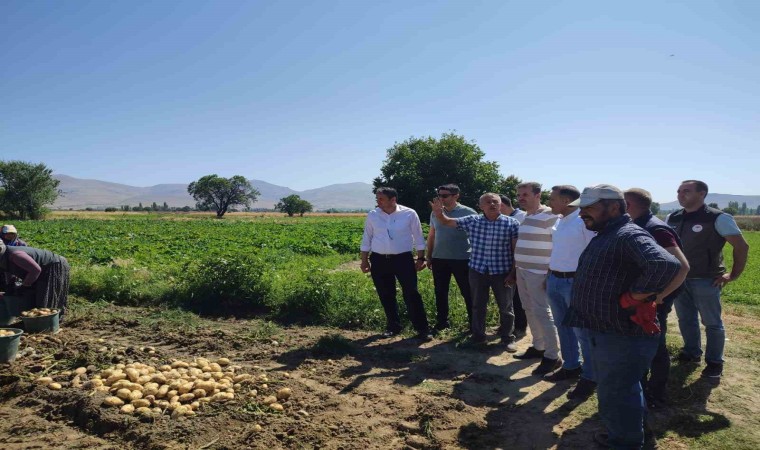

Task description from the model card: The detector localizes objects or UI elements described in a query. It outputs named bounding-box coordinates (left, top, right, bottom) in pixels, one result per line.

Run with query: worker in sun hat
left=1, top=225, right=27, bottom=247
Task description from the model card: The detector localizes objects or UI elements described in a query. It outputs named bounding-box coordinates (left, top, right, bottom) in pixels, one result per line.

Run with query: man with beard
left=565, top=184, right=681, bottom=449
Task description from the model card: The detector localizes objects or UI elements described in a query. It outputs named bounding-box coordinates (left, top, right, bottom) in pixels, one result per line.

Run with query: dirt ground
left=1, top=304, right=758, bottom=450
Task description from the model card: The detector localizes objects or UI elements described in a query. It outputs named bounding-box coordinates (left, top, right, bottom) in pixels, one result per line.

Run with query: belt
left=550, top=270, right=576, bottom=279
left=372, top=251, right=412, bottom=259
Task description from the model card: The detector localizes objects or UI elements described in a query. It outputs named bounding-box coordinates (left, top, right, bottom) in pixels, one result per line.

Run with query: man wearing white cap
left=564, top=184, right=681, bottom=449
left=1, top=225, right=27, bottom=247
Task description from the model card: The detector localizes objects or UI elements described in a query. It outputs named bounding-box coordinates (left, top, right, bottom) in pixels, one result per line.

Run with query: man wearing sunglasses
left=426, top=184, right=477, bottom=333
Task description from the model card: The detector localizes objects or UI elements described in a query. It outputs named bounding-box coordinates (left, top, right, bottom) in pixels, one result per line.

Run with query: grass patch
left=723, top=231, right=760, bottom=306
left=310, top=333, right=356, bottom=357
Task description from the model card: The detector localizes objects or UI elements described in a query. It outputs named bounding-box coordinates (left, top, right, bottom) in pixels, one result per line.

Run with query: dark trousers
left=469, top=269, right=514, bottom=341
left=431, top=258, right=472, bottom=329
left=642, top=296, right=675, bottom=400
left=513, top=286, right=528, bottom=331
left=370, top=252, right=429, bottom=334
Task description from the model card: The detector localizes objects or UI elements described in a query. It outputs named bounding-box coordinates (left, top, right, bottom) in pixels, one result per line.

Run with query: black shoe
left=414, top=332, right=433, bottom=342
left=532, top=357, right=562, bottom=376
left=433, top=322, right=450, bottom=332
left=646, top=395, right=668, bottom=410
left=514, top=328, right=527, bottom=341
left=544, top=366, right=582, bottom=382
left=674, top=352, right=701, bottom=363
left=514, top=346, right=545, bottom=360
left=701, top=362, right=723, bottom=378
left=381, top=329, right=401, bottom=338
left=593, top=432, right=609, bottom=448
left=567, top=377, right=597, bottom=400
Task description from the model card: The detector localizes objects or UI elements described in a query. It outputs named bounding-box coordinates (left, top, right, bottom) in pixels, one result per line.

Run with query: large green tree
left=187, top=174, right=260, bottom=218
left=275, top=194, right=313, bottom=217
left=373, top=133, right=503, bottom=219
left=0, top=160, right=61, bottom=219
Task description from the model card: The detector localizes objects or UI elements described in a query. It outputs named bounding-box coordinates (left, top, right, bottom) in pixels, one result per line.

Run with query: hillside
left=53, top=175, right=375, bottom=211
left=659, top=194, right=760, bottom=212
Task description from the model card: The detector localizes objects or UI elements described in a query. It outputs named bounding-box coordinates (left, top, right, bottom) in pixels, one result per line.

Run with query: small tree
left=373, top=133, right=503, bottom=219
left=722, top=206, right=739, bottom=216
left=275, top=194, right=313, bottom=217
left=651, top=202, right=661, bottom=215
left=0, top=160, right=61, bottom=219
left=708, top=202, right=719, bottom=209
left=187, top=174, right=260, bottom=218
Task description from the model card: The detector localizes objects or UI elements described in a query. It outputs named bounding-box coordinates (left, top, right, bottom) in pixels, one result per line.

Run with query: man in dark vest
left=666, top=180, right=749, bottom=379
left=625, top=188, right=690, bottom=407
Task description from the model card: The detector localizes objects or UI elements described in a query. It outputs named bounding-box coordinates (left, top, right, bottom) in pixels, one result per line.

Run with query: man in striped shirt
left=513, top=182, right=562, bottom=376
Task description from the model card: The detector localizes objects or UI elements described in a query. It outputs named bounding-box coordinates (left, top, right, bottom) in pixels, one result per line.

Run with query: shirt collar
left=599, top=214, right=632, bottom=235
left=560, top=208, right=580, bottom=221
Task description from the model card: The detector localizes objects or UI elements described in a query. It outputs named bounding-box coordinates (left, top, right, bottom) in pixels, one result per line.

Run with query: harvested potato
left=35, top=376, right=53, bottom=386
left=131, top=399, right=151, bottom=408
left=261, top=395, right=277, bottom=405
left=48, top=382, right=62, bottom=390
left=0, top=329, right=19, bottom=337
left=120, top=404, right=135, bottom=414
left=21, top=308, right=59, bottom=318
left=269, top=403, right=284, bottom=412
left=103, top=396, right=125, bottom=407
left=276, top=388, right=292, bottom=401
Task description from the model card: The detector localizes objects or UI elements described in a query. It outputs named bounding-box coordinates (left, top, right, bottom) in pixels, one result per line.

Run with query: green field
left=15, top=216, right=760, bottom=329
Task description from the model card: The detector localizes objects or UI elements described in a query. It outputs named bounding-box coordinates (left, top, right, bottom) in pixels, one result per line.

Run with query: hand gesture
left=429, top=197, right=443, bottom=214
left=713, top=273, right=732, bottom=287
left=360, top=260, right=371, bottom=273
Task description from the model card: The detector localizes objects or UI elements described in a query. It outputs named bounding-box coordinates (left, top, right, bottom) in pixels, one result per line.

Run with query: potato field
left=1, top=215, right=759, bottom=449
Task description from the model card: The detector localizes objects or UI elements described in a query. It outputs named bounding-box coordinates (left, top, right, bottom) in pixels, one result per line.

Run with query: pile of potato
left=35, top=357, right=294, bottom=420
left=21, top=308, right=58, bottom=318
left=0, top=329, right=20, bottom=337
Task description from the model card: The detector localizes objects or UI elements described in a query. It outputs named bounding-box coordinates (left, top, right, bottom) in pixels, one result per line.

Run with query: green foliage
left=176, top=252, right=274, bottom=315
left=275, top=194, right=313, bottom=217
left=69, top=261, right=175, bottom=306
left=722, top=232, right=760, bottom=306
left=310, top=333, right=356, bottom=357
left=651, top=202, right=661, bottom=215
left=187, top=174, right=261, bottom=218
left=373, top=133, right=503, bottom=219
left=722, top=206, right=739, bottom=216
left=0, top=160, right=61, bottom=219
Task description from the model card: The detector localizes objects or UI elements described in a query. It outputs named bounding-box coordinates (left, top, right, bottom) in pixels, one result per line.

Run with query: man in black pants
left=426, top=184, right=477, bottom=332
left=625, top=188, right=691, bottom=408
left=360, top=187, right=431, bottom=340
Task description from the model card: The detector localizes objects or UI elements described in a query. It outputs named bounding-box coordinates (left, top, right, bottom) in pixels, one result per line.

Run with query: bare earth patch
left=1, top=303, right=758, bottom=449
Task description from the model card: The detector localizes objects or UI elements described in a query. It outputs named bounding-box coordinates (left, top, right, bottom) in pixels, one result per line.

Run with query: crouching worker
left=0, top=241, right=70, bottom=320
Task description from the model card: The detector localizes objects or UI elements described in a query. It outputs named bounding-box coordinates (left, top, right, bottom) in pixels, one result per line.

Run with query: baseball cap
left=578, top=184, right=624, bottom=207
left=1, top=225, right=17, bottom=234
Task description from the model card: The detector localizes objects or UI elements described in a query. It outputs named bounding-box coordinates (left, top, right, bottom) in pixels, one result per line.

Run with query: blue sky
left=2, top=0, right=758, bottom=202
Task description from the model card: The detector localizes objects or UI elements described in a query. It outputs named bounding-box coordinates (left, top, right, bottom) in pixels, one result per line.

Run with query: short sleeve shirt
left=430, top=204, right=478, bottom=260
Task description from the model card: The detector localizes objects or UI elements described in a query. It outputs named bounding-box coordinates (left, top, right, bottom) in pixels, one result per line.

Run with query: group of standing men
left=360, top=179, right=749, bottom=450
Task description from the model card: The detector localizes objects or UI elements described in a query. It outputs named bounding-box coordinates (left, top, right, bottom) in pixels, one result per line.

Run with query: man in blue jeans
left=666, top=180, right=749, bottom=378
left=544, top=186, right=597, bottom=401
left=565, top=185, right=681, bottom=449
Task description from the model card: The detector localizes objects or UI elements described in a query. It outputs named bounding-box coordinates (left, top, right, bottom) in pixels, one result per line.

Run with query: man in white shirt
left=545, top=185, right=598, bottom=401
left=361, top=187, right=430, bottom=340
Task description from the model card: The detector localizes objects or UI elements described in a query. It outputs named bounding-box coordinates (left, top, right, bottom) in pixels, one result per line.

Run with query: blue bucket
left=21, top=311, right=60, bottom=334
left=0, top=328, right=23, bottom=363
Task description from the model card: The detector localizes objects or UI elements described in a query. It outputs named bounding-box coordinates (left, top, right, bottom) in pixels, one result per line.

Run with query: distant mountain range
left=659, top=194, right=760, bottom=212
left=52, top=175, right=376, bottom=211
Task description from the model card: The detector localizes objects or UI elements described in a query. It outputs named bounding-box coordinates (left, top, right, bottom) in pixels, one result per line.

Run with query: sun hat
left=578, top=184, right=625, bottom=207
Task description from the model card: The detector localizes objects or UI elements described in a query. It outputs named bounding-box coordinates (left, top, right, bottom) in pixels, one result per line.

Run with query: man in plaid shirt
left=431, top=193, right=520, bottom=350
left=565, top=184, right=681, bottom=450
